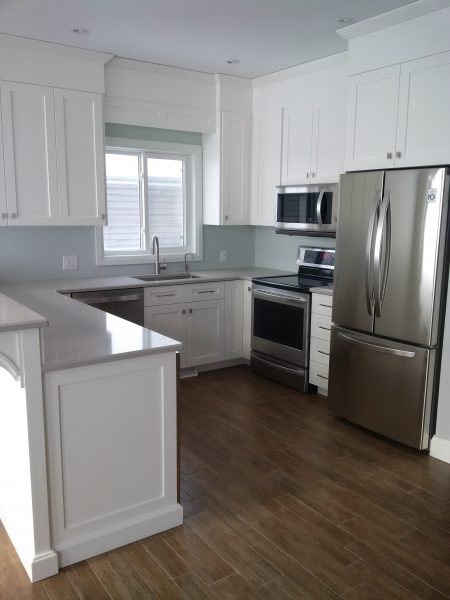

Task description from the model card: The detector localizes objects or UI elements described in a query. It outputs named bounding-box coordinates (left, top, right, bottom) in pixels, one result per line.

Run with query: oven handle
left=253, top=288, right=309, bottom=306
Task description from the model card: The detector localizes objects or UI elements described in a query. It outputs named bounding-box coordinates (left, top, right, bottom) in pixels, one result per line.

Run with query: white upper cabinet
left=203, top=110, right=250, bottom=226
left=345, top=65, right=400, bottom=171
left=1, top=81, right=59, bottom=225
left=0, top=81, right=106, bottom=227
left=395, top=52, right=450, bottom=168
left=281, top=102, right=314, bottom=184
left=311, top=94, right=347, bottom=183
left=251, top=109, right=282, bottom=226
left=282, top=95, right=346, bottom=185
left=346, top=51, right=450, bottom=170
left=55, top=89, right=106, bottom=225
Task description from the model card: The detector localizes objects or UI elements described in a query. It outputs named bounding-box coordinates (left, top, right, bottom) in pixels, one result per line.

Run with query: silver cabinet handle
left=182, top=309, right=186, bottom=314
left=225, top=215, right=228, bottom=221
left=386, top=152, right=393, bottom=159
left=311, top=172, right=316, bottom=178
left=197, top=289, right=216, bottom=294
left=317, top=350, right=330, bottom=356
left=319, top=303, right=332, bottom=308
left=10, top=212, right=17, bottom=219
left=317, top=373, right=328, bottom=380
left=318, top=325, right=331, bottom=331
left=101, top=213, right=106, bottom=220
left=155, top=293, right=177, bottom=298
left=1, top=213, right=7, bottom=219
left=189, top=308, right=193, bottom=314
left=338, top=332, right=415, bottom=358
left=306, top=173, right=310, bottom=179
left=396, top=151, right=402, bottom=158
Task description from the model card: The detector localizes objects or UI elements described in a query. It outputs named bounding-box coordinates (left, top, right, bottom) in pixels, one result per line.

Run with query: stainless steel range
left=251, top=246, right=335, bottom=392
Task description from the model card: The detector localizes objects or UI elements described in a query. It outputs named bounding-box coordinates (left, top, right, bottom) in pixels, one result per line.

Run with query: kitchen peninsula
left=0, top=281, right=182, bottom=582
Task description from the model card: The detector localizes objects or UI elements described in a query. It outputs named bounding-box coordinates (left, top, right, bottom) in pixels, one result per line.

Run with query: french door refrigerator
left=330, top=167, right=450, bottom=449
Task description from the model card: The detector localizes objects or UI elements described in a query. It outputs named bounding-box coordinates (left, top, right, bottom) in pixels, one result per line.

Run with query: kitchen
left=1, top=0, right=450, bottom=598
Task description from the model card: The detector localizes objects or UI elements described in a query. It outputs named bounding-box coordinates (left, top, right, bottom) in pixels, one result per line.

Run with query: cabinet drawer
left=309, top=360, right=329, bottom=390
left=312, top=293, right=333, bottom=317
left=311, top=313, right=332, bottom=341
left=144, top=285, right=184, bottom=306
left=310, top=336, right=330, bottom=366
left=184, top=281, right=224, bottom=302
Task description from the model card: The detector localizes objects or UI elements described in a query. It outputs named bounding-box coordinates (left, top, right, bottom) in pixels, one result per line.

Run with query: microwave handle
left=316, top=190, right=325, bottom=226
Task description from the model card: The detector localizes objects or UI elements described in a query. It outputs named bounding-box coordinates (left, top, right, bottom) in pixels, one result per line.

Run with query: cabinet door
left=311, top=94, right=346, bottom=183
left=224, top=280, right=244, bottom=360
left=242, top=282, right=253, bottom=361
left=221, top=112, right=250, bottom=225
left=396, top=52, right=450, bottom=168
left=281, top=102, right=314, bottom=185
left=345, top=65, right=400, bottom=171
left=251, top=109, right=282, bottom=226
left=144, top=304, right=187, bottom=368
left=186, top=300, right=225, bottom=367
left=1, top=81, right=59, bottom=225
left=55, top=89, right=107, bottom=226
left=0, top=99, right=7, bottom=226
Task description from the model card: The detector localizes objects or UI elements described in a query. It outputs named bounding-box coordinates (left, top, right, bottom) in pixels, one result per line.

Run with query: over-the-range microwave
left=275, top=183, right=339, bottom=237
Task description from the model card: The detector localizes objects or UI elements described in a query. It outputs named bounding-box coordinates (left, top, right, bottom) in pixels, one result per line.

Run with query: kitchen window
left=96, top=138, right=202, bottom=265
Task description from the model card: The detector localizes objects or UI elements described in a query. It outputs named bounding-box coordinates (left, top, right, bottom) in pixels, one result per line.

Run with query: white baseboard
left=56, top=504, right=183, bottom=569
left=429, top=435, right=450, bottom=464
left=28, top=551, right=59, bottom=582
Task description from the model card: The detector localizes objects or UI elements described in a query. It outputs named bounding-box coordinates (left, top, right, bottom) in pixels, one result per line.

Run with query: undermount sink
left=132, top=273, right=202, bottom=282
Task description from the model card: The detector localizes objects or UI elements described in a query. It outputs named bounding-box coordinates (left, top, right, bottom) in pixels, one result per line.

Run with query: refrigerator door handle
left=337, top=331, right=416, bottom=358
left=316, top=190, right=325, bottom=226
left=374, top=190, right=391, bottom=317
left=365, top=190, right=382, bottom=316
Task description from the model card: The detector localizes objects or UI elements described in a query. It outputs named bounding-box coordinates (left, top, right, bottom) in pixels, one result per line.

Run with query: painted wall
left=0, top=225, right=255, bottom=282
left=254, top=226, right=335, bottom=271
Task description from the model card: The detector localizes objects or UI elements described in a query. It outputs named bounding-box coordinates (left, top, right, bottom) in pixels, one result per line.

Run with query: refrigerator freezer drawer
left=329, top=326, right=434, bottom=449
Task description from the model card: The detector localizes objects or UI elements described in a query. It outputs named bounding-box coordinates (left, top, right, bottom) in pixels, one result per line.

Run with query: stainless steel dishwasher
left=71, top=288, right=144, bottom=326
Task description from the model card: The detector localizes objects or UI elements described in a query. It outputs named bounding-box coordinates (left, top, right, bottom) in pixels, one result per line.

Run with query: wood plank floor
left=2, top=365, right=450, bottom=599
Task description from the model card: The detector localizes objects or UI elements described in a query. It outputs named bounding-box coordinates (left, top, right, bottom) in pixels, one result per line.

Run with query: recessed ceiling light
left=338, top=17, right=356, bottom=25
left=226, top=58, right=240, bottom=65
left=71, top=27, right=89, bottom=34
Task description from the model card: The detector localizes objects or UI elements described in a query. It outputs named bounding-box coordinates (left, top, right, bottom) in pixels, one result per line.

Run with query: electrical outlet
left=63, top=255, right=78, bottom=271
left=220, top=250, right=228, bottom=263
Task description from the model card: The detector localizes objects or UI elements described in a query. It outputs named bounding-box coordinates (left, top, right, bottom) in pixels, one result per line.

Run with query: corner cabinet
left=281, top=94, right=346, bottom=185
left=0, top=81, right=106, bottom=226
left=251, top=109, right=282, bottom=226
left=203, top=111, right=251, bottom=225
left=345, top=51, right=450, bottom=170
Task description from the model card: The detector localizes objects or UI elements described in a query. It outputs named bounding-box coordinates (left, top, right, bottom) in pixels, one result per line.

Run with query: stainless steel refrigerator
left=330, top=167, right=450, bottom=449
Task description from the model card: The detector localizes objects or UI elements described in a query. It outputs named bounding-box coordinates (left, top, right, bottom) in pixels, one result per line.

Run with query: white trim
left=28, top=551, right=59, bottom=583
left=107, top=56, right=215, bottom=84
left=336, top=0, right=450, bottom=39
left=96, top=137, right=203, bottom=266
left=429, top=435, right=450, bottom=464
left=56, top=504, right=183, bottom=568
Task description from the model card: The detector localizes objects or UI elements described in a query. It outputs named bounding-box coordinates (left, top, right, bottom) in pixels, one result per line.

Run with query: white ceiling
left=0, top=0, right=418, bottom=78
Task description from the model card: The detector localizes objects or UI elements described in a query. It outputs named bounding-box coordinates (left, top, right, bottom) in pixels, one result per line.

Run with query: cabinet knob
left=10, top=212, right=17, bottom=219
left=311, top=172, right=315, bottom=178
left=189, top=308, right=193, bottom=314
left=182, top=309, right=186, bottom=315
left=225, top=215, right=228, bottom=221
left=1, top=213, right=7, bottom=219
left=306, top=173, right=310, bottom=179
left=386, top=152, right=393, bottom=159
left=101, top=213, right=106, bottom=220
left=395, top=151, right=402, bottom=158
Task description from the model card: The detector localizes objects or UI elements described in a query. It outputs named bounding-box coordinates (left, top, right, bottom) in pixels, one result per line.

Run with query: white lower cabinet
left=309, top=292, right=333, bottom=395
left=144, top=280, right=245, bottom=368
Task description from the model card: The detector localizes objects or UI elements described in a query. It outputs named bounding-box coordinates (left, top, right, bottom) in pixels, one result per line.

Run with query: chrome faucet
left=184, top=252, right=194, bottom=273
left=151, top=235, right=167, bottom=274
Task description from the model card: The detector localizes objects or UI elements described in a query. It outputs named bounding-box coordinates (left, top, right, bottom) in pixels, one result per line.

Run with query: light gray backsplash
left=0, top=225, right=255, bottom=282
left=254, top=226, right=336, bottom=271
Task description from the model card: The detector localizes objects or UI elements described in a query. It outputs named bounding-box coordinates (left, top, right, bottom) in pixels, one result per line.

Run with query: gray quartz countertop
left=0, top=292, right=48, bottom=333
left=0, top=267, right=288, bottom=372
left=310, top=285, right=333, bottom=296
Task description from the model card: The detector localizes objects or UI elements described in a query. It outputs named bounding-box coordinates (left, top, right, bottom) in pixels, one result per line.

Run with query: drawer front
left=310, top=336, right=330, bottom=366
left=144, top=285, right=185, bottom=306
left=184, top=281, right=225, bottom=302
left=309, top=360, right=329, bottom=390
left=311, top=313, right=332, bottom=341
left=312, top=293, right=333, bottom=317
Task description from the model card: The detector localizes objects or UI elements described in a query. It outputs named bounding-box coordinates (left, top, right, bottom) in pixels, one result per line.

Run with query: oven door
left=252, top=285, right=310, bottom=367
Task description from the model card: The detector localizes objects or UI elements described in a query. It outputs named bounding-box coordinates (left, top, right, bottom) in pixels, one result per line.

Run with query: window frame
left=95, top=137, right=203, bottom=266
